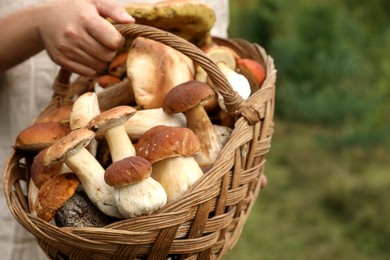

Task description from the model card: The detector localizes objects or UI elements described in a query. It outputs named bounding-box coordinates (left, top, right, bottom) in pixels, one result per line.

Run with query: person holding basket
left=0, top=0, right=230, bottom=259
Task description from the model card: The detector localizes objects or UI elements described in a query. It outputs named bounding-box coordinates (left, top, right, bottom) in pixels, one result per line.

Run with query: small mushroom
left=123, top=108, right=186, bottom=141
left=136, top=125, right=203, bottom=203
left=88, top=75, right=122, bottom=93
left=29, top=148, right=71, bottom=216
left=104, top=156, right=167, bottom=218
left=34, top=104, right=72, bottom=125
left=97, top=78, right=135, bottom=110
left=163, top=80, right=223, bottom=171
left=108, top=51, right=128, bottom=78
left=70, top=92, right=101, bottom=131
left=237, top=58, right=266, bottom=92
left=44, top=128, right=122, bottom=218
left=70, top=92, right=101, bottom=157
left=15, top=122, right=71, bottom=151
left=197, top=46, right=251, bottom=112
left=54, top=191, right=116, bottom=227
left=87, top=106, right=137, bottom=162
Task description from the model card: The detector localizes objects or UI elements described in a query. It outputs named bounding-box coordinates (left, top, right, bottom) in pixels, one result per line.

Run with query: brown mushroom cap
left=36, top=172, right=80, bottom=222
left=135, top=125, right=201, bottom=164
left=31, top=148, right=64, bottom=188
left=15, top=122, right=71, bottom=151
left=127, top=37, right=194, bottom=109
left=162, top=80, right=215, bottom=114
left=124, top=0, right=216, bottom=46
left=104, top=156, right=152, bottom=187
left=34, top=104, right=72, bottom=124
left=44, top=128, right=95, bottom=165
left=87, top=106, right=137, bottom=135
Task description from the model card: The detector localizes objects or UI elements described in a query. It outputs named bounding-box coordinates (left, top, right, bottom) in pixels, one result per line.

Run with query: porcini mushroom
left=104, top=156, right=167, bottom=218
left=70, top=92, right=101, bottom=156
left=35, top=172, right=80, bottom=222
left=197, top=46, right=251, bottom=112
left=163, top=80, right=223, bottom=171
left=44, top=128, right=122, bottom=218
left=236, top=58, right=266, bottom=92
left=123, top=108, right=186, bottom=141
left=127, top=36, right=194, bottom=109
left=29, top=147, right=74, bottom=216
left=87, top=106, right=137, bottom=162
left=70, top=92, right=101, bottom=131
left=136, top=125, right=203, bottom=203
left=15, top=122, right=71, bottom=151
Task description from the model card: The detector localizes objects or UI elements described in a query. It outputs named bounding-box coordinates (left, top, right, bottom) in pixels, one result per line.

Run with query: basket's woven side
left=3, top=23, right=277, bottom=260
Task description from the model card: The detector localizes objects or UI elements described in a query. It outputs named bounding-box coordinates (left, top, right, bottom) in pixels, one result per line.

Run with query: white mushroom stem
left=65, top=148, right=122, bottom=218
left=217, top=62, right=251, bottom=112
left=185, top=105, right=223, bottom=171
left=151, top=156, right=203, bottom=203
left=106, top=125, right=136, bottom=162
left=115, top=178, right=167, bottom=218
left=124, top=108, right=186, bottom=141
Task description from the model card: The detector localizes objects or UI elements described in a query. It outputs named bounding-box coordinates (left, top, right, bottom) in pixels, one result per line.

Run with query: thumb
left=95, top=0, right=135, bottom=23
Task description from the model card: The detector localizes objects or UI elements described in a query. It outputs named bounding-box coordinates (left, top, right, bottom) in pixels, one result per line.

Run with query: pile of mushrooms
left=13, top=1, right=268, bottom=226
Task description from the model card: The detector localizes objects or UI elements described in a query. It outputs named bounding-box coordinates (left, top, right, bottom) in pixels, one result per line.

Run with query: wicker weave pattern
left=3, top=23, right=276, bottom=260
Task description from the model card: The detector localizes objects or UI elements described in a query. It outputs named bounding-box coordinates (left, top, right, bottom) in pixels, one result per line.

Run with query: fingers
left=94, top=0, right=135, bottom=24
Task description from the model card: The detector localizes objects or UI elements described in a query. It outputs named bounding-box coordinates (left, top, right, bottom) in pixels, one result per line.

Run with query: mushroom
left=70, top=92, right=101, bottom=157
left=126, top=36, right=194, bottom=109
left=54, top=191, right=116, bottom=227
left=236, top=58, right=266, bottom=92
left=34, top=104, right=72, bottom=125
left=197, top=45, right=251, bottom=112
left=28, top=148, right=71, bottom=216
left=96, top=78, right=135, bottom=110
left=104, top=156, right=167, bottom=218
left=108, top=51, right=128, bottom=78
left=124, top=0, right=216, bottom=46
left=87, top=105, right=137, bottom=162
left=15, top=122, right=71, bottom=151
left=44, top=128, right=122, bottom=218
left=123, top=108, right=186, bottom=141
left=70, top=92, right=101, bottom=131
left=163, top=80, right=223, bottom=171
left=88, top=75, right=122, bottom=93
left=135, top=125, right=203, bottom=203
left=35, top=172, right=80, bottom=222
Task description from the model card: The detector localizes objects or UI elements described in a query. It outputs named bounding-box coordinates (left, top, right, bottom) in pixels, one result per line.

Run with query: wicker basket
left=2, top=23, right=276, bottom=259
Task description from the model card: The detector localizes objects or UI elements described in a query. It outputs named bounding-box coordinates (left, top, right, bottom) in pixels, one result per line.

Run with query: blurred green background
left=225, top=0, right=390, bottom=259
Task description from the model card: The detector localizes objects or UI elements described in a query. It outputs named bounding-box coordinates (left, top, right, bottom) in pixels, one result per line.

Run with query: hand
left=38, top=0, right=135, bottom=76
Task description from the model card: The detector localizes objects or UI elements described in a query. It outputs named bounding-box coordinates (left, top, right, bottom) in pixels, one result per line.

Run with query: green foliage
left=228, top=0, right=390, bottom=148
left=224, top=121, right=390, bottom=260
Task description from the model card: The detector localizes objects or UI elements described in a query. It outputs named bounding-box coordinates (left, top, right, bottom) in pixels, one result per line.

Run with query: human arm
left=0, top=0, right=134, bottom=76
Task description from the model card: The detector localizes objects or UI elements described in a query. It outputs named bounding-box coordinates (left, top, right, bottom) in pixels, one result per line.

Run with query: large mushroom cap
left=124, top=0, right=216, bottom=46
left=36, top=172, right=80, bottom=222
left=136, top=125, right=201, bottom=164
left=87, top=106, right=137, bottom=135
left=104, top=156, right=152, bottom=187
left=44, top=128, right=95, bottom=165
left=15, top=122, right=71, bottom=151
left=162, top=80, right=215, bottom=114
left=127, top=37, right=194, bottom=109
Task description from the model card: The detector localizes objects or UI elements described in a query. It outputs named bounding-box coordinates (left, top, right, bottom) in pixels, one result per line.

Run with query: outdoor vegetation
left=225, top=0, right=390, bottom=259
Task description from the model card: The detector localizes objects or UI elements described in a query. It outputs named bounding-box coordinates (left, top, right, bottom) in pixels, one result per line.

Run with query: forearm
left=0, top=5, right=45, bottom=73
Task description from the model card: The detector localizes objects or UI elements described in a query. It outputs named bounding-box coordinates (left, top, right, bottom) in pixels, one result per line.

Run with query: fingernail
left=120, top=12, right=135, bottom=23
